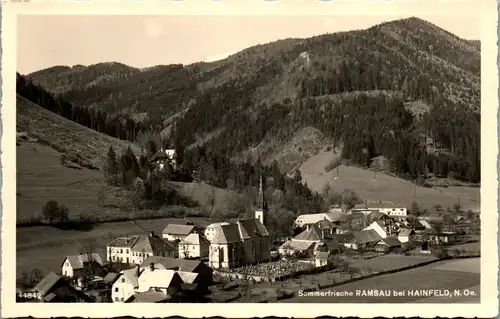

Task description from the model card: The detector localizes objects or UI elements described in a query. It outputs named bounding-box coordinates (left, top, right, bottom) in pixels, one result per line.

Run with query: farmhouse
left=137, top=267, right=184, bottom=297
left=314, top=251, right=331, bottom=267
left=130, top=232, right=177, bottom=264
left=342, top=230, right=381, bottom=250
left=61, top=253, right=104, bottom=279
left=366, top=200, right=407, bottom=217
left=34, top=272, right=91, bottom=303
left=106, top=235, right=140, bottom=264
left=374, top=237, right=402, bottom=253
left=397, top=228, right=416, bottom=243
left=293, top=211, right=342, bottom=229
left=363, top=220, right=398, bottom=239
left=150, top=148, right=176, bottom=171
left=162, top=224, right=199, bottom=241
left=111, top=267, right=141, bottom=303
left=350, top=203, right=380, bottom=215
left=279, top=224, right=324, bottom=257
left=140, top=256, right=214, bottom=286
left=179, top=233, right=210, bottom=259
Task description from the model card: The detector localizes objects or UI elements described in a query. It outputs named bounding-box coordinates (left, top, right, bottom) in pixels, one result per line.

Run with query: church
left=208, top=176, right=271, bottom=269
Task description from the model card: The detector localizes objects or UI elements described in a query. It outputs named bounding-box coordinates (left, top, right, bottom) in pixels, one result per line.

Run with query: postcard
left=2, top=0, right=498, bottom=317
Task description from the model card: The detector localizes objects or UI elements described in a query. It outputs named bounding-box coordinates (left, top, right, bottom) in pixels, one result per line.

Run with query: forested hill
left=22, top=17, right=480, bottom=184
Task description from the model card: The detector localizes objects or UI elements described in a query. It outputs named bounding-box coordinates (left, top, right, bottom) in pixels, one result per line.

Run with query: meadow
left=300, top=151, right=480, bottom=212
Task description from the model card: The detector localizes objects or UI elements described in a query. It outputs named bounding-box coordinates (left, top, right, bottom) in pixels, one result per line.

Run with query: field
left=349, top=254, right=438, bottom=273
left=299, top=151, right=480, bottom=212
left=16, top=217, right=211, bottom=277
left=282, top=258, right=480, bottom=303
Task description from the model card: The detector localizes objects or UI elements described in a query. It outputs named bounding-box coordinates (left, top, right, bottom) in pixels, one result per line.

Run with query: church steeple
left=255, top=175, right=267, bottom=225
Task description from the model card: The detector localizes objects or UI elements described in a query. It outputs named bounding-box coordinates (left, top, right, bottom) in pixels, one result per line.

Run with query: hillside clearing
left=300, top=151, right=480, bottom=212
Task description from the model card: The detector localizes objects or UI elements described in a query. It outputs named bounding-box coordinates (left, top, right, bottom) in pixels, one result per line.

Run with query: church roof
left=211, top=224, right=242, bottom=244
left=237, top=219, right=269, bottom=239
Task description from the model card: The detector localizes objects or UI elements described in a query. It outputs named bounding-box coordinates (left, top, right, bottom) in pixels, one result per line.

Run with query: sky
left=17, top=14, right=480, bottom=75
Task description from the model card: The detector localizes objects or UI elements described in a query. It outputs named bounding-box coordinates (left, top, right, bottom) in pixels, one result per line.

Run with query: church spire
left=257, top=174, right=267, bottom=211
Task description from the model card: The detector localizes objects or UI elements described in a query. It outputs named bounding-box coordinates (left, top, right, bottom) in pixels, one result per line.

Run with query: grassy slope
left=299, top=151, right=480, bottom=212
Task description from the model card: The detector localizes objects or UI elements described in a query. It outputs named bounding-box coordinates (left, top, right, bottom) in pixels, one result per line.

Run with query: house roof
left=367, top=200, right=406, bottom=209
left=237, top=218, right=269, bottom=239
left=398, top=228, right=415, bottom=236
left=279, top=240, right=315, bottom=251
left=325, top=211, right=343, bottom=222
left=379, top=237, right=402, bottom=247
left=293, top=224, right=323, bottom=242
left=107, top=235, right=140, bottom=248
left=294, top=213, right=329, bottom=225
left=139, top=269, right=182, bottom=290
left=34, top=272, right=62, bottom=296
left=177, top=271, right=199, bottom=284
left=162, top=224, right=197, bottom=236
left=206, top=222, right=230, bottom=228
left=407, top=218, right=425, bottom=229
left=181, top=233, right=209, bottom=245
left=418, top=219, right=433, bottom=229
left=315, top=220, right=336, bottom=230
left=140, top=256, right=212, bottom=273
left=120, top=268, right=141, bottom=288
left=211, top=224, right=241, bottom=244
left=315, top=251, right=330, bottom=260
left=126, top=291, right=170, bottom=303
left=63, top=253, right=103, bottom=270
left=131, top=235, right=176, bottom=254
left=102, top=272, right=119, bottom=285
left=336, top=233, right=355, bottom=243
left=353, top=230, right=381, bottom=244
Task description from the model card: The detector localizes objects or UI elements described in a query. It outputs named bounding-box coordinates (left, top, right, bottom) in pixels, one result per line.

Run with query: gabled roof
left=177, top=271, right=199, bottom=284
left=353, top=230, right=381, bottom=244
left=237, top=218, right=269, bottom=239
left=140, top=256, right=212, bottom=274
left=206, top=222, right=230, bottom=228
left=315, top=219, right=336, bottom=230
left=315, top=251, right=330, bottom=260
left=211, top=224, right=241, bottom=244
left=151, top=149, right=168, bottom=160
left=293, top=224, right=323, bottom=242
left=398, top=228, right=415, bottom=236
left=294, top=213, right=329, bottom=225
left=181, top=233, right=209, bottom=245
left=418, top=219, right=433, bottom=229
left=279, top=240, right=315, bottom=251
left=162, top=224, right=197, bottom=236
left=131, top=235, right=176, bottom=254
left=379, top=237, right=402, bottom=247
left=325, top=210, right=343, bottom=222
left=139, top=269, right=182, bottom=290
left=407, top=218, right=426, bottom=229
left=107, top=235, right=140, bottom=248
left=102, top=272, right=119, bottom=285
left=34, top=272, right=62, bottom=296
left=126, top=291, right=169, bottom=303
left=120, top=268, right=141, bottom=288
left=63, top=253, right=103, bottom=269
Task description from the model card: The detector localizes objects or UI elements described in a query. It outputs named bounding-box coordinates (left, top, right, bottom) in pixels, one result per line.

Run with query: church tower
left=255, top=175, right=268, bottom=225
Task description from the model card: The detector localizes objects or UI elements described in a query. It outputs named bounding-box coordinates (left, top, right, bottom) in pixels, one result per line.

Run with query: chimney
left=150, top=262, right=155, bottom=272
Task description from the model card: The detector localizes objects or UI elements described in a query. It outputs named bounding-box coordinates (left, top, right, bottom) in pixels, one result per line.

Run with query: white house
left=362, top=220, right=396, bottom=239
left=162, top=224, right=199, bottom=241
left=107, top=236, right=140, bottom=264
left=204, top=222, right=230, bottom=242
left=131, top=233, right=177, bottom=264
left=179, top=233, right=209, bottom=259
left=367, top=200, right=407, bottom=217
left=293, top=211, right=342, bottom=229
left=314, top=251, right=330, bottom=268
left=398, top=228, right=415, bottom=243
left=112, top=267, right=141, bottom=303
left=137, top=266, right=184, bottom=296
left=61, top=253, right=103, bottom=278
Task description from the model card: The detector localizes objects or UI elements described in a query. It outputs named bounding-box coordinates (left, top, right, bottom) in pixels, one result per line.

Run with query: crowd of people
left=227, top=260, right=313, bottom=279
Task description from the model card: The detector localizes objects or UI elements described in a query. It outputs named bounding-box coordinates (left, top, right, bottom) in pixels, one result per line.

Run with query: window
left=121, top=278, right=125, bottom=283
left=115, top=287, right=118, bottom=292
left=126, top=249, right=129, bottom=254
left=64, top=271, right=67, bottom=276
left=120, top=249, right=123, bottom=253
left=121, top=297, right=124, bottom=301
left=115, top=297, right=119, bottom=301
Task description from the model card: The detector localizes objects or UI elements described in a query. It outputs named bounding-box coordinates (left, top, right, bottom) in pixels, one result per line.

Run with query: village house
left=125, top=291, right=170, bottom=303
left=61, top=253, right=104, bottom=279
left=106, top=235, right=140, bottom=264
left=397, top=228, right=416, bottom=243
left=204, top=222, right=230, bottom=242
left=366, top=200, right=408, bottom=217
left=293, top=210, right=343, bottom=229
left=34, top=272, right=92, bottom=303
left=150, top=148, right=177, bottom=171
left=112, top=267, right=141, bottom=302
left=363, top=220, right=398, bottom=239
left=349, top=203, right=380, bottom=215
left=179, top=233, right=210, bottom=259
left=374, top=237, right=402, bottom=253
left=162, top=224, right=199, bottom=241
left=342, top=229, right=381, bottom=250
left=278, top=224, right=330, bottom=258
left=140, top=256, right=214, bottom=286
left=137, top=266, right=184, bottom=297
left=314, top=251, right=331, bottom=267
left=130, top=232, right=178, bottom=264
left=208, top=176, right=271, bottom=269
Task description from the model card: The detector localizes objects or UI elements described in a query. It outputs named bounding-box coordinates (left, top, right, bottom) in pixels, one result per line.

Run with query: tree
left=42, top=200, right=68, bottom=224
left=106, top=146, right=119, bottom=185
left=411, top=201, right=421, bottom=215
left=79, top=239, right=98, bottom=279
